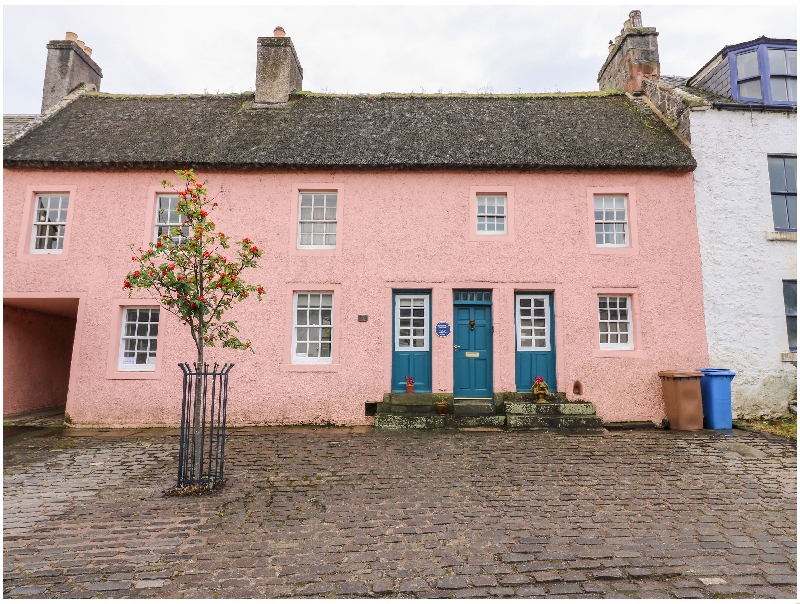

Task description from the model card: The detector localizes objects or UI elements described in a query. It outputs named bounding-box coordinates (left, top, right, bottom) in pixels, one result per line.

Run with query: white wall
left=690, top=107, right=797, bottom=417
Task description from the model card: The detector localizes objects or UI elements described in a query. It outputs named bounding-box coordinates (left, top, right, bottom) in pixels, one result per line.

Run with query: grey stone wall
left=642, top=78, right=707, bottom=142
left=41, top=41, right=102, bottom=113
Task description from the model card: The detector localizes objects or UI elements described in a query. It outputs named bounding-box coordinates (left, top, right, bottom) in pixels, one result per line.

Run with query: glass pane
left=308, top=343, right=320, bottom=357
left=412, top=340, right=424, bottom=347
left=787, top=195, right=797, bottom=230
left=309, top=309, right=320, bottom=325
left=738, top=78, right=762, bottom=100
left=321, top=310, right=332, bottom=325
left=296, top=310, right=307, bottom=326
left=321, top=343, right=332, bottom=357
left=399, top=338, right=410, bottom=347
left=787, top=50, right=797, bottom=76
left=297, top=327, right=308, bottom=341
left=772, top=195, right=790, bottom=229
left=324, top=234, right=336, bottom=245
left=737, top=51, right=759, bottom=79
left=324, top=207, right=336, bottom=220
left=785, top=157, right=797, bottom=193
left=310, top=294, right=320, bottom=308
left=296, top=342, right=307, bottom=355
left=137, top=323, right=148, bottom=336
left=534, top=338, right=545, bottom=347
left=322, top=294, right=333, bottom=306
left=136, top=352, right=147, bottom=364
left=300, top=194, right=312, bottom=206
left=300, top=207, right=312, bottom=220
left=127, top=309, right=137, bottom=321
left=784, top=281, right=797, bottom=315
left=521, top=338, right=532, bottom=347
left=768, top=156, right=787, bottom=192
left=770, top=77, right=789, bottom=102
left=309, top=327, right=320, bottom=341
left=769, top=49, right=788, bottom=74
left=519, top=298, right=531, bottom=308
left=787, top=316, right=797, bottom=350
left=138, top=309, right=150, bottom=322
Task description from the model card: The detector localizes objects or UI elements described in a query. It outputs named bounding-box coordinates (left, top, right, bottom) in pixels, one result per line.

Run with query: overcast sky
left=3, top=4, right=798, bottom=115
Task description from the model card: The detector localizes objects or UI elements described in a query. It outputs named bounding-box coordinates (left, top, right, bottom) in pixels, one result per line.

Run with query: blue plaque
left=435, top=321, right=451, bottom=337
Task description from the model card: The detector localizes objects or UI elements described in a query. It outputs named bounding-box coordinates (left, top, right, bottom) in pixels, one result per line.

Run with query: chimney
left=41, top=32, right=102, bottom=113
left=597, top=10, right=660, bottom=93
left=255, top=27, right=303, bottom=103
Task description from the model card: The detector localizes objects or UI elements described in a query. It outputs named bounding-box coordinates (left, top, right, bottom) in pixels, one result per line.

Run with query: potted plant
left=532, top=376, right=549, bottom=403
left=405, top=376, right=415, bottom=393
left=434, top=395, right=448, bottom=416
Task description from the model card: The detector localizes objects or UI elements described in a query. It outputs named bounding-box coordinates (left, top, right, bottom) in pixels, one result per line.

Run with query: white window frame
left=154, top=194, right=189, bottom=244
left=598, top=295, right=634, bottom=350
left=476, top=194, right=507, bottom=235
left=394, top=294, right=430, bottom=352
left=593, top=195, right=629, bottom=248
left=30, top=193, right=69, bottom=254
left=297, top=192, right=338, bottom=250
left=118, top=307, right=161, bottom=371
left=516, top=294, right=551, bottom=352
left=292, top=292, right=334, bottom=364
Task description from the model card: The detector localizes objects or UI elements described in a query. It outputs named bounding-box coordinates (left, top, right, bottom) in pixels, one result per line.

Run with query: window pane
left=784, top=281, right=797, bottom=315
left=738, top=78, right=762, bottom=99
left=787, top=50, right=797, bottom=76
left=787, top=316, right=797, bottom=350
left=788, top=195, right=797, bottom=230
left=769, top=49, right=788, bottom=74
left=737, top=51, right=759, bottom=79
left=770, top=77, right=790, bottom=102
left=785, top=157, right=797, bottom=193
left=768, top=156, right=787, bottom=192
left=772, top=195, right=790, bottom=229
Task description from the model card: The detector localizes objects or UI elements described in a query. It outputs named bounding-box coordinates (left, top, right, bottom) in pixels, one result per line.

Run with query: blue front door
left=453, top=291, right=493, bottom=399
left=391, top=292, right=432, bottom=392
left=515, top=292, right=556, bottom=392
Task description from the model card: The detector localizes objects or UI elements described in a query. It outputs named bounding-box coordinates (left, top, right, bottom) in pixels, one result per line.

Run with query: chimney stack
left=597, top=10, right=660, bottom=93
left=255, top=27, right=303, bottom=103
left=41, top=32, right=102, bottom=113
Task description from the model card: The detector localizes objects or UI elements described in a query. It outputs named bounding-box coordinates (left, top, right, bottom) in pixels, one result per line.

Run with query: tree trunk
left=192, top=326, right=204, bottom=483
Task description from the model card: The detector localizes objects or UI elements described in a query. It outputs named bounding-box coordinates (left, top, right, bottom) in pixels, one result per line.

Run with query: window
left=594, top=195, right=628, bottom=247
left=516, top=294, right=550, bottom=351
left=154, top=194, right=188, bottom=244
left=30, top=193, right=69, bottom=253
left=476, top=195, right=507, bottom=235
left=119, top=307, right=160, bottom=371
left=598, top=296, right=633, bottom=350
left=732, top=44, right=796, bottom=105
left=395, top=294, right=429, bottom=351
left=298, top=192, right=337, bottom=249
left=293, top=293, right=333, bottom=363
left=768, top=156, right=797, bottom=231
left=784, top=281, right=797, bottom=352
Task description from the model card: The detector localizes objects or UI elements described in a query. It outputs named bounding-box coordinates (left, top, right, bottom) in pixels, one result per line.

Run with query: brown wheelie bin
left=658, top=370, right=704, bottom=430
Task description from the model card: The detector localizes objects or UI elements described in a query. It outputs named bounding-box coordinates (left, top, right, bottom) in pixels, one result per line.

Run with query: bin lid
left=698, top=368, right=736, bottom=377
left=658, top=370, right=703, bottom=378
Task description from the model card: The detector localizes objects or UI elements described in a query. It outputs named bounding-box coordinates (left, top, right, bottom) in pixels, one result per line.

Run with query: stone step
left=504, top=402, right=596, bottom=416
left=506, top=414, right=605, bottom=431
left=453, top=399, right=496, bottom=416
left=374, top=413, right=506, bottom=430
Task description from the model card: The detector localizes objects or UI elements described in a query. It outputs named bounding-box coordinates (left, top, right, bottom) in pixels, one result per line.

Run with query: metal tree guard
left=177, top=362, right=233, bottom=489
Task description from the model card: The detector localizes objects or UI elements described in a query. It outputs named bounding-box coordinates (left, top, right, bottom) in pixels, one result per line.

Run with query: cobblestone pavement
left=3, top=426, right=797, bottom=598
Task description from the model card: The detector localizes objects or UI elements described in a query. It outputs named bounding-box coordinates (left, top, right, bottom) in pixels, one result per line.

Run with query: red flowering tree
left=124, top=169, right=263, bottom=483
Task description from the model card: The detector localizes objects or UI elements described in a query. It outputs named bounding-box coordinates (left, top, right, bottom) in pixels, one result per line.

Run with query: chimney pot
left=65, top=32, right=78, bottom=41
left=273, top=26, right=286, bottom=37
left=76, top=39, right=85, bottom=50
left=83, top=46, right=92, bottom=56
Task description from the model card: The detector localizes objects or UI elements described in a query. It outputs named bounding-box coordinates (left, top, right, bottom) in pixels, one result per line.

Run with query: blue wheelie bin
left=698, top=368, right=736, bottom=429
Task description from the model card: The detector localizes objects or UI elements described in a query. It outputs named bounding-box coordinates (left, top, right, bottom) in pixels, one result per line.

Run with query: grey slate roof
left=3, top=91, right=695, bottom=170
left=3, top=115, right=38, bottom=146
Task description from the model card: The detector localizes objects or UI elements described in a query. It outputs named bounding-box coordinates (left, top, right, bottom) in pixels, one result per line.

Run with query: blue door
left=453, top=290, right=493, bottom=399
left=515, top=292, right=556, bottom=392
left=392, top=292, right=432, bottom=392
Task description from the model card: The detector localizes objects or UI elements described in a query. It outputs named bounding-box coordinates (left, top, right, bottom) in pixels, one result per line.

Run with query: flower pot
left=436, top=401, right=448, bottom=416
left=406, top=384, right=414, bottom=393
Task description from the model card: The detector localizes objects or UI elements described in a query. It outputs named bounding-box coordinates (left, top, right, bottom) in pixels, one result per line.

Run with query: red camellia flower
left=177, top=275, right=184, bottom=281
left=168, top=264, right=175, bottom=270
left=190, top=302, right=196, bottom=309
left=200, top=210, right=208, bottom=217
left=249, top=246, right=258, bottom=253
left=162, top=269, right=167, bottom=275
left=133, top=270, right=140, bottom=277
left=123, top=280, right=131, bottom=288
left=257, top=286, right=264, bottom=294
left=242, top=238, right=251, bottom=243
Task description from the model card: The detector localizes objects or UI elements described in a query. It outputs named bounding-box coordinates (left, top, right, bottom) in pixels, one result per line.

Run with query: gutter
left=711, top=102, right=797, bottom=113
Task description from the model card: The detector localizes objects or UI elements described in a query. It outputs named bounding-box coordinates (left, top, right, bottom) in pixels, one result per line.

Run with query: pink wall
left=3, top=305, right=75, bottom=415
left=3, top=168, right=708, bottom=426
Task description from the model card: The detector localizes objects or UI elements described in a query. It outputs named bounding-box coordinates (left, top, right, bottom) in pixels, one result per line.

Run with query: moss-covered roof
left=3, top=91, right=695, bottom=170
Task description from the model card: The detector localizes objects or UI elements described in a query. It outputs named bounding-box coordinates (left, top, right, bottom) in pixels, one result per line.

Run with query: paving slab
left=3, top=427, right=796, bottom=598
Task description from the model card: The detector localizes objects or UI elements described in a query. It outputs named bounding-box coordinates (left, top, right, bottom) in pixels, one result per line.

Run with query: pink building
left=3, top=31, right=708, bottom=428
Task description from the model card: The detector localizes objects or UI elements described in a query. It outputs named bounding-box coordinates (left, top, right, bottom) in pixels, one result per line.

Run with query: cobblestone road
left=3, top=427, right=797, bottom=598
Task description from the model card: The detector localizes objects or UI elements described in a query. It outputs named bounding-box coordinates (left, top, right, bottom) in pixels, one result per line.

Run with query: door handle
left=453, top=345, right=460, bottom=349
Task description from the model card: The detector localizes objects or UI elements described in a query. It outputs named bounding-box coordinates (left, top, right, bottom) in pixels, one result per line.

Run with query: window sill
left=767, top=231, right=797, bottom=241
left=280, top=363, right=341, bottom=372
left=781, top=352, right=797, bottom=363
